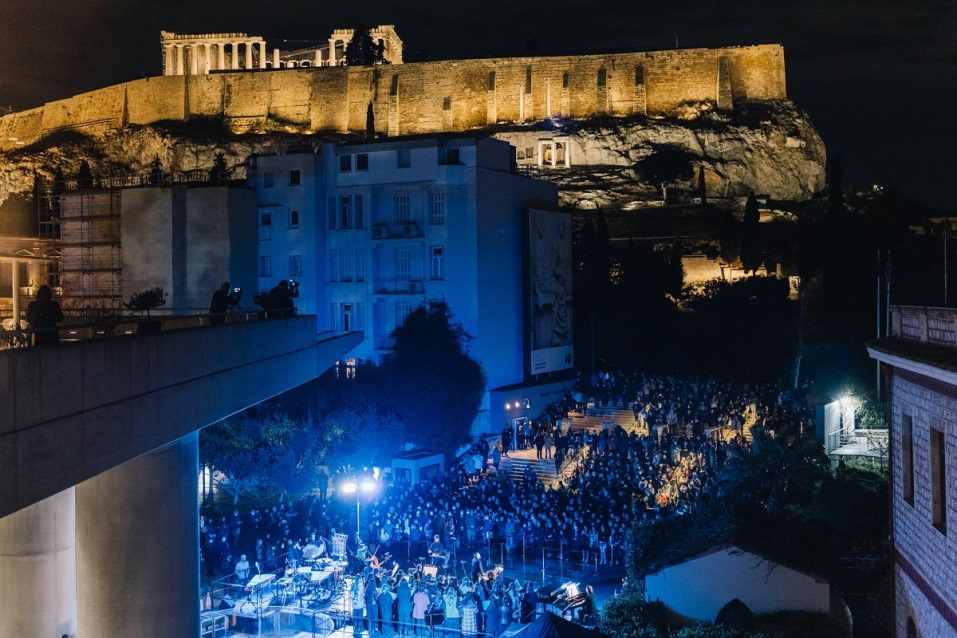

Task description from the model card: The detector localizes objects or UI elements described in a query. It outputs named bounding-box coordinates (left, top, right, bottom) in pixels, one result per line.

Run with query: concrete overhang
left=0, top=317, right=362, bottom=520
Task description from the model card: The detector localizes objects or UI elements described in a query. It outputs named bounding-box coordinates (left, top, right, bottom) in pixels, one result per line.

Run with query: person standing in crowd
left=443, top=583, right=461, bottom=631
left=233, top=554, right=250, bottom=583
left=208, top=282, right=241, bottom=325
left=397, top=574, right=413, bottom=634
left=26, top=285, right=63, bottom=345
left=379, top=580, right=396, bottom=633
left=351, top=574, right=366, bottom=631
left=412, top=584, right=430, bottom=636
left=460, top=592, right=479, bottom=638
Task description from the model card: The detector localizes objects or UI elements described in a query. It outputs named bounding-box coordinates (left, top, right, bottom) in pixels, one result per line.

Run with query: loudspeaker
left=218, top=596, right=234, bottom=610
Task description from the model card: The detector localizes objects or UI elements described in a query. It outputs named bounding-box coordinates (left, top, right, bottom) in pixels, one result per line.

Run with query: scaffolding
left=54, top=185, right=122, bottom=309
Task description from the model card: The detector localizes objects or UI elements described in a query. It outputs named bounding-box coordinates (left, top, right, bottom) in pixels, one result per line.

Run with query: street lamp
left=340, top=477, right=377, bottom=545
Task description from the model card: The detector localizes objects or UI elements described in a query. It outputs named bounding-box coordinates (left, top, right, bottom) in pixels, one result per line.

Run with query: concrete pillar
left=176, top=45, right=184, bottom=75
left=245, top=42, right=253, bottom=70
left=0, top=489, right=77, bottom=638
left=328, top=39, right=337, bottom=66
left=259, top=41, right=267, bottom=69
left=274, top=48, right=280, bottom=68
left=11, top=260, right=20, bottom=326
left=76, top=433, right=200, bottom=638
left=217, top=44, right=225, bottom=70
left=232, top=42, right=239, bottom=70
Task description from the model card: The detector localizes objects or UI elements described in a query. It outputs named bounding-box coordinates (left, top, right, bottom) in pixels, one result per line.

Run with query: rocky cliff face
left=495, top=99, right=826, bottom=209
left=0, top=99, right=824, bottom=215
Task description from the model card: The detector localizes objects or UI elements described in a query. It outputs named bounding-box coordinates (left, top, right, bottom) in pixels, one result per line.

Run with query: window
left=597, top=68, right=607, bottom=87
left=395, top=248, right=411, bottom=280
left=328, top=250, right=338, bottom=282
left=342, top=303, right=353, bottom=331
left=328, top=197, right=336, bottom=230
left=289, top=170, right=301, bottom=186
left=289, top=209, right=299, bottom=228
left=355, top=195, right=364, bottom=228
left=430, top=246, right=444, bottom=280
left=429, top=191, right=446, bottom=225
left=931, top=426, right=947, bottom=533
left=903, top=414, right=914, bottom=505
left=339, top=155, right=352, bottom=172
left=397, top=149, right=411, bottom=168
left=396, top=302, right=413, bottom=327
left=341, top=249, right=354, bottom=282
left=289, top=255, right=302, bottom=277
left=488, top=71, right=496, bottom=91
left=259, top=210, right=272, bottom=241
left=356, top=249, right=365, bottom=282
left=263, top=172, right=274, bottom=188
left=394, top=194, right=411, bottom=224
left=356, top=153, right=369, bottom=171
left=444, top=148, right=460, bottom=164
left=340, top=196, right=351, bottom=229
left=258, top=255, right=272, bottom=277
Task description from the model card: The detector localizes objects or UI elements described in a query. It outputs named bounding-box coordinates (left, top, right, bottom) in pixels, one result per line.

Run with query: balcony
left=371, top=222, right=424, bottom=240
left=374, top=278, right=424, bottom=295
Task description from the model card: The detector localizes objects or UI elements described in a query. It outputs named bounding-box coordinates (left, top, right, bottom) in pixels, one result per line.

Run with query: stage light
left=340, top=481, right=357, bottom=494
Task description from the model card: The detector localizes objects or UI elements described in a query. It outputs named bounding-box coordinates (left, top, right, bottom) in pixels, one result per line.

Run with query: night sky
left=1, top=0, right=954, bottom=208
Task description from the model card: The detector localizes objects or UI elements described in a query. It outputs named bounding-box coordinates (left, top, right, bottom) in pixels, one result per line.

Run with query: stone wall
left=0, top=45, right=785, bottom=151
left=889, top=370, right=957, bottom=636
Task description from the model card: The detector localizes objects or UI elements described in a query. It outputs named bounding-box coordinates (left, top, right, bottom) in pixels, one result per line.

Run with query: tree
left=740, top=192, right=762, bottom=273
left=124, top=286, right=167, bottom=316
left=717, top=428, right=830, bottom=514
left=77, top=160, right=94, bottom=189
left=344, top=24, right=385, bottom=66
left=208, top=152, right=229, bottom=185
left=599, top=583, right=666, bottom=638
left=634, top=146, right=697, bottom=203
left=199, top=413, right=323, bottom=505
left=376, top=301, right=486, bottom=454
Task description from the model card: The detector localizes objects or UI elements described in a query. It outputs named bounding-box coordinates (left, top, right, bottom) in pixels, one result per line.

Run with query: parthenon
left=160, top=25, right=403, bottom=76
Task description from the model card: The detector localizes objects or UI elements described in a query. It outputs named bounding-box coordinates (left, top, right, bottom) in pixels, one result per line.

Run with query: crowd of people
left=201, top=371, right=814, bottom=634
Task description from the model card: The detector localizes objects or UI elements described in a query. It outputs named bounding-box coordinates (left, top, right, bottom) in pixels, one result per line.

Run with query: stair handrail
left=550, top=443, right=590, bottom=489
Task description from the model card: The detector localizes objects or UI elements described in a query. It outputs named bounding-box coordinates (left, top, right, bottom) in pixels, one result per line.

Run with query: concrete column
left=328, top=39, right=337, bottom=66
left=203, top=43, right=211, bottom=74
left=314, top=50, right=322, bottom=67
left=274, top=48, right=281, bottom=68
left=11, top=260, right=20, bottom=326
left=217, top=43, right=225, bottom=70
left=176, top=45, right=184, bottom=75
left=245, top=42, right=253, bottom=70
left=76, top=432, right=200, bottom=638
left=232, top=42, right=239, bottom=69
left=0, top=489, right=77, bottom=638
left=259, top=42, right=267, bottom=69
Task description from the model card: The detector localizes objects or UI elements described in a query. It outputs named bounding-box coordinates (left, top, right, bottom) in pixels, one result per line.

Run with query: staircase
left=566, top=403, right=645, bottom=435
left=499, top=454, right=560, bottom=485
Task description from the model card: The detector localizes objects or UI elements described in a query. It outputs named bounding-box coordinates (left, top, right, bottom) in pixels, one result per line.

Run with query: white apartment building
left=250, top=135, right=571, bottom=433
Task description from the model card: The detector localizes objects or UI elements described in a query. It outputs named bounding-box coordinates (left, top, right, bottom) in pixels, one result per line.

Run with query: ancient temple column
left=328, top=39, right=337, bottom=66
left=203, top=43, right=211, bottom=74
left=76, top=432, right=200, bottom=638
left=314, top=50, right=322, bottom=67
left=245, top=42, right=253, bottom=69
left=232, top=42, right=239, bottom=69
left=259, top=41, right=267, bottom=69
left=176, top=45, right=185, bottom=75
left=217, top=44, right=225, bottom=70
left=0, top=489, right=77, bottom=638
left=164, top=44, right=174, bottom=75
left=189, top=44, right=199, bottom=75
left=273, top=48, right=280, bottom=68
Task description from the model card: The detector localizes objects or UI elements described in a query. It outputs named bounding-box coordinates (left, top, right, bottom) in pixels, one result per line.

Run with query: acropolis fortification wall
left=0, top=45, right=785, bottom=151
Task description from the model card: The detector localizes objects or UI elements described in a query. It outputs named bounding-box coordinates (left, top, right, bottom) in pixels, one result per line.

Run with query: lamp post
left=340, top=477, right=377, bottom=546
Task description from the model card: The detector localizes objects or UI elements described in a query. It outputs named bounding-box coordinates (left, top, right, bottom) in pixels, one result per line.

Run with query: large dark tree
left=739, top=191, right=763, bottom=273
left=344, top=24, right=385, bottom=66
left=376, top=301, right=486, bottom=454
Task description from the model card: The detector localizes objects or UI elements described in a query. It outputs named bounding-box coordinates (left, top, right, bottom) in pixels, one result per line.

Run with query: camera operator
left=267, top=279, right=299, bottom=318
left=209, top=281, right=242, bottom=325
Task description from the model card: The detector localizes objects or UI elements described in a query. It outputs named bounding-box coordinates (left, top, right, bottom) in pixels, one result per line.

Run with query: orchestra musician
left=428, top=535, right=447, bottom=568
left=470, top=552, right=484, bottom=583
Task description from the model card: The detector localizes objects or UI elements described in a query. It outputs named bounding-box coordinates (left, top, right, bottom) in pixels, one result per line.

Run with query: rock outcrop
left=0, top=99, right=824, bottom=214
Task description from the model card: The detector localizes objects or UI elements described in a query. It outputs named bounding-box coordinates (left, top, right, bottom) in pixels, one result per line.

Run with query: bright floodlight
left=360, top=479, right=376, bottom=493
left=341, top=482, right=357, bottom=494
